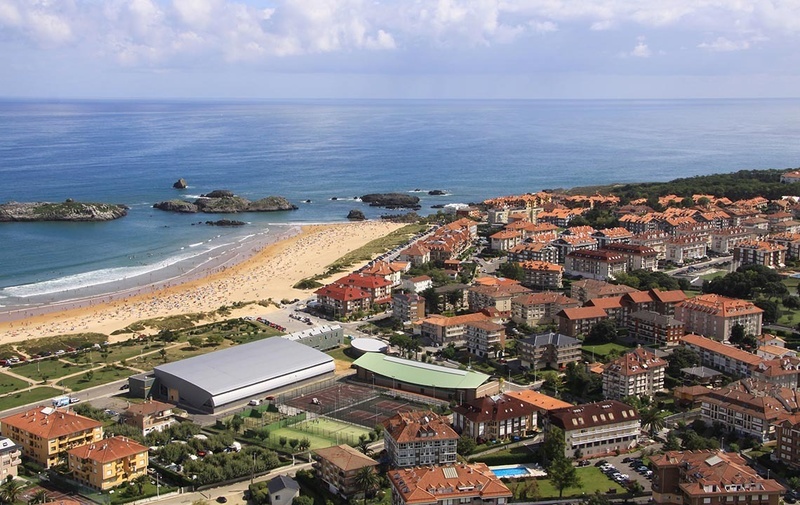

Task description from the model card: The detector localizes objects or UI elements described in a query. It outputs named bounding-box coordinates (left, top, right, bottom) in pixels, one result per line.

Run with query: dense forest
left=568, top=168, right=799, bottom=202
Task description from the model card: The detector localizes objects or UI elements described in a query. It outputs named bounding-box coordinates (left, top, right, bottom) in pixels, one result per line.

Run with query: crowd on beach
left=0, top=221, right=404, bottom=344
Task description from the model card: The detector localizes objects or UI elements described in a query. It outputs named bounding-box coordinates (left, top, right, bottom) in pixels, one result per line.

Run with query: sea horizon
left=2, top=98, right=800, bottom=311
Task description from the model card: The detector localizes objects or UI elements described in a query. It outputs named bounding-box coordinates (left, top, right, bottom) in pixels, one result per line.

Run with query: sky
left=1, top=0, right=800, bottom=100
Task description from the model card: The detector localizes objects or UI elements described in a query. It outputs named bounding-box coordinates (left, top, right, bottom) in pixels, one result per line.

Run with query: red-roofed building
left=518, top=260, right=563, bottom=290
left=333, top=273, right=393, bottom=304
left=383, top=411, right=458, bottom=468
left=467, top=283, right=532, bottom=313
left=510, top=292, right=580, bottom=327
left=119, top=399, right=175, bottom=435
left=649, top=288, right=687, bottom=316
left=507, top=241, right=559, bottom=264
left=557, top=306, right=609, bottom=337
left=603, top=243, right=659, bottom=271
left=602, top=347, right=668, bottom=400
left=751, top=356, right=800, bottom=389
left=68, top=436, right=149, bottom=490
left=314, top=285, right=373, bottom=318
left=565, top=249, right=628, bottom=280
left=680, top=334, right=763, bottom=377
left=650, top=450, right=784, bottom=505
left=465, top=320, right=506, bottom=358
left=398, top=243, right=431, bottom=266
left=0, top=407, right=103, bottom=468
left=452, top=393, right=539, bottom=441
left=547, top=400, right=640, bottom=459
left=314, top=445, right=378, bottom=500
left=388, top=463, right=512, bottom=505
left=775, top=414, right=800, bottom=469
left=676, top=294, right=763, bottom=342
left=489, top=230, right=521, bottom=251
left=592, top=227, right=634, bottom=248
left=733, top=240, right=787, bottom=269
left=420, top=313, right=492, bottom=346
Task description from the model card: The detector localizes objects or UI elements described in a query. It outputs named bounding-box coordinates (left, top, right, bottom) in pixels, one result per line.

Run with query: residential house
left=510, top=292, right=580, bottom=327
left=757, top=345, right=795, bottom=361
left=619, top=213, right=660, bottom=234
left=650, top=450, right=784, bottom=505
left=630, top=231, right=670, bottom=260
left=119, top=400, right=175, bottom=436
left=665, top=235, right=708, bottom=264
left=401, top=275, right=433, bottom=293
left=507, top=242, right=559, bottom=264
left=392, top=292, right=426, bottom=323
left=551, top=234, right=598, bottom=264
left=750, top=357, right=800, bottom=389
left=332, top=273, right=393, bottom=304
left=557, top=306, right=608, bottom=338
left=452, top=394, right=538, bottom=441
left=603, top=243, right=659, bottom=271
left=467, top=283, right=531, bottom=313
left=387, top=463, right=512, bottom=505
left=591, top=227, right=633, bottom=248
left=649, top=288, right=688, bottom=316
left=361, top=261, right=409, bottom=286
left=68, top=436, right=149, bottom=490
left=518, top=260, right=563, bottom=290
left=382, top=411, right=459, bottom=468
left=570, top=279, right=639, bottom=303
left=314, top=444, right=378, bottom=500
left=547, top=400, right=641, bottom=459
left=0, top=438, right=20, bottom=479
left=732, top=240, right=787, bottom=269
left=268, top=476, right=301, bottom=505
left=517, top=332, right=582, bottom=371
left=564, top=249, right=628, bottom=280
left=627, top=310, right=685, bottom=346
left=584, top=296, right=625, bottom=327
left=709, top=227, right=756, bottom=255
left=314, top=285, right=372, bottom=318
left=465, top=320, right=506, bottom=358
left=398, top=243, right=431, bottom=266
left=767, top=232, right=800, bottom=260
left=601, top=347, right=668, bottom=400
left=698, top=379, right=800, bottom=441
left=504, top=390, right=572, bottom=427
left=775, top=414, right=800, bottom=469
left=420, top=313, right=491, bottom=346
left=0, top=406, right=103, bottom=468
left=680, top=334, right=763, bottom=378
left=675, top=294, right=763, bottom=342
left=781, top=170, right=800, bottom=184
left=489, top=230, right=521, bottom=252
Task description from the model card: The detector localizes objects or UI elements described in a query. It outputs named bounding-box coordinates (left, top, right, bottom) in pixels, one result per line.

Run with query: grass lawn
left=535, top=466, right=624, bottom=498
left=11, top=359, right=92, bottom=381
left=0, top=386, right=65, bottom=411
left=267, top=426, right=340, bottom=450
left=127, top=342, right=225, bottom=370
left=326, top=345, right=357, bottom=363
left=294, top=417, right=372, bottom=442
left=581, top=342, right=632, bottom=360
left=0, top=372, right=34, bottom=394
left=63, top=342, right=159, bottom=365
left=57, top=365, right=133, bottom=391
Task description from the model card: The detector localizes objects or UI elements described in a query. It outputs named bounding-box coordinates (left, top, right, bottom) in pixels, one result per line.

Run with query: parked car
left=594, top=459, right=608, bottom=467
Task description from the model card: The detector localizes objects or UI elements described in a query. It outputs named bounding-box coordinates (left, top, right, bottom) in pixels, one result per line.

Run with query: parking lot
left=587, top=449, right=656, bottom=491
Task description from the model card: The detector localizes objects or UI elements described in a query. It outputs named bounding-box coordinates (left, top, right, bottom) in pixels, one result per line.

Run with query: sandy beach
left=0, top=220, right=405, bottom=346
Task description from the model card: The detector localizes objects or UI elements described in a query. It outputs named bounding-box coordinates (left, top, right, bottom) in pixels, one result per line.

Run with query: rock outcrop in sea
left=173, top=178, right=188, bottom=189
left=153, top=190, right=298, bottom=214
left=205, top=219, right=246, bottom=226
left=360, top=193, right=421, bottom=209
left=347, top=209, right=366, bottom=220
left=0, top=200, right=128, bottom=222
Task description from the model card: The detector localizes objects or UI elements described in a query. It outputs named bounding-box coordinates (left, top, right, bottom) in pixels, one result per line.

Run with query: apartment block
left=675, top=294, right=763, bottom=342
left=547, top=400, right=640, bottom=459
left=517, top=332, right=582, bottom=371
left=388, top=463, right=511, bottom=505
left=0, top=406, right=103, bottom=468
left=602, top=347, right=668, bottom=400
left=68, top=436, right=149, bottom=490
left=382, top=411, right=458, bottom=468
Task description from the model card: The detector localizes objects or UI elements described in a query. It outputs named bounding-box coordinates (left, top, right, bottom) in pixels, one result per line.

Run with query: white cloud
left=631, top=37, right=651, bottom=58
left=698, top=36, right=751, bottom=52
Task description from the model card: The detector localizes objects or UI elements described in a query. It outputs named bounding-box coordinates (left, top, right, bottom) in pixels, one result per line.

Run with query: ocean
left=2, top=98, right=800, bottom=311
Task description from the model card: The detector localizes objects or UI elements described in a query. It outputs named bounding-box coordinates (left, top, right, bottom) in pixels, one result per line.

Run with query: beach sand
left=0, top=221, right=406, bottom=346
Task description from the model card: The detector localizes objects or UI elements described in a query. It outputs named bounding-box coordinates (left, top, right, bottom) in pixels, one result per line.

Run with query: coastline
left=0, top=220, right=406, bottom=345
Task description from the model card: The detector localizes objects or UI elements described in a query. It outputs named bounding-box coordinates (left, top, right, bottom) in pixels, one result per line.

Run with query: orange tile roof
left=680, top=334, right=763, bottom=366
left=678, top=293, right=763, bottom=317
left=586, top=296, right=624, bottom=309
left=602, top=347, right=667, bottom=377
left=1, top=407, right=102, bottom=440
left=550, top=400, right=639, bottom=431
left=389, top=464, right=511, bottom=505
left=122, top=400, right=173, bottom=417
left=383, top=411, right=458, bottom=444
left=650, top=288, right=687, bottom=303
left=753, top=356, right=800, bottom=377
left=505, top=390, right=572, bottom=411
left=511, top=292, right=579, bottom=306
left=422, top=313, right=490, bottom=328
left=559, top=306, right=608, bottom=320
left=314, top=285, right=371, bottom=301
left=651, top=450, right=784, bottom=496
left=518, top=260, right=562, bottom=272
left=314, top=444, right=377, bottom=471
left=474, top=276, right=519, bottom=286
left=453, top=394, right=539, bottom=423
left=68, top=436, right=147, bottom=463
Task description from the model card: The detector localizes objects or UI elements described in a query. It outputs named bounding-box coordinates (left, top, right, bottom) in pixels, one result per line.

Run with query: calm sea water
left=2, top=98, right=800, bottom=307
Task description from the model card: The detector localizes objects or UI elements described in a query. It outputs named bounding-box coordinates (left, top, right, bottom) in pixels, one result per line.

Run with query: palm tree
left=1, top=479, right=23, bottom=505
left=353, top=466, right=378, bottom=505
left=640, top=405, right=667, bottom=438
left=29, top=489, right=49, bottom=505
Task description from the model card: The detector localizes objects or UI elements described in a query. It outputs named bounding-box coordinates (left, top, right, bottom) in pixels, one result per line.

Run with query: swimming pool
left=489, top=465, right=534, bottom=478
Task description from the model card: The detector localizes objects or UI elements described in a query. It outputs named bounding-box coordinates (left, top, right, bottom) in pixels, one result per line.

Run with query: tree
left=730, top=323, right=745, bottom=345
left=586, top=319, right=617, bottom=344
left=547, top=457, right=581, bottom=498
left=0, top=479, right=22, bottom=505
left=640, top=406, right=667, bottom=437
left=288, top=439, right=299, bottom=451
left=353, top=467, right=378, bottom=505
left=666, top=347, right=700, bottom=376
left=497, top=261, right=524, bottom=282
left=279, top=436, right=287, bottom=448
left=755, top=298, right=780, bottom=324
left=206, top=334, right=224, bottom=346
left=230, top=415, right=245, bottom=433
left=542, top=426, right=566, bottom=464
left=663, top=433, right=681, bottom=451
left=457, top=435, right=476, bottom=456
left=298, top=438, right=311, bottom=451
left=133, top=474, right=148, bottom=495
left=188, top=336, right=204, bottom=349
left=29, top=490, right=49, bottom=505
left=585, top=491, right=611, bottom=505
left=293, top=497, right=314, bottom=505
left=160, top=348, right=168, bottom=362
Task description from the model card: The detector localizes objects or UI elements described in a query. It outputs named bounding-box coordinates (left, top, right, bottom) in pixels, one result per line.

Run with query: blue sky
left=2, top=0, right=799, bottom=99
